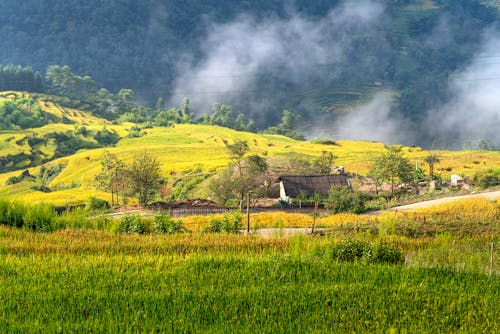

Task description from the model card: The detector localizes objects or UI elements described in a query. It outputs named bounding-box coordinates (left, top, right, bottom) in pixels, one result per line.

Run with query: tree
left=370, top=145, right=414, bottom=195
left=313, top=151, right=335, bottom=174
left=225, top=139, right=250, bottom=177
left=94, top=151, right=127, bottom=206
left=424, top=152, right=440, bottom=181
left=209, top=146, right=269, bottom=207
left=127, top=150, right=163, bottom=206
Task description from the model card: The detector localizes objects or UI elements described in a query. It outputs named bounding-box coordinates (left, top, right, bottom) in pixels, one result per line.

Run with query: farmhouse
left=278, top=174, right=351, bottom=200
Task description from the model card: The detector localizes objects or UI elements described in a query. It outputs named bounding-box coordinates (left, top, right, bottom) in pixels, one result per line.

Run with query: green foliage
left=127, top=125, right=145, bottom=138
left=370, top=145, right=414, bottom=194
left=5, top=170, right=35, bottom=185
left=37, top=163, right=65, bottom=185
left=325, top=187, right=369, bottom=214
left=199, top=103, right=254, bottom=132
left=313, top=151, right=335, bottom=174
left=170, top=175, right=208, bottom=200
left=87, top=196, right=110, bottom=211
left=0, top=97, right=46, bottom=130
left=0, top=199, right=60, bottom=232
left=23, top=204, right=60, bottom=232
left=225, top=139, right=250, bottom=165
left=94, top=127, right=120, bottom=146
left=330, top=240, right=403, bottom=265
left=153, top=212, right=185, bottom=234
left=264, top=109, right=304, bottom=140
left=0, top=64, right=44, bottom=92
left=0, top=199, right=26, bottom=228
left=471, top=168, right=500, bottom=188
left=116, top=213, right=147, bottom=234
left=203, top=211, right=242, bottom=233
left=127, top=151, right=163, bottom=205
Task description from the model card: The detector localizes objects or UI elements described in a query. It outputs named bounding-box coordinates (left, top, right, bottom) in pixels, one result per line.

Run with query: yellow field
left=180, top=197, right=499, bottom=232
left=1, top=92, right=500, bottom=205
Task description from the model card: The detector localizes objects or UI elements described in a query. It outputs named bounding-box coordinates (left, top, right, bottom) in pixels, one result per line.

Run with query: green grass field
left=0, top=190, right=498, bottom=332
left=0, top=227, right=498, bottom=333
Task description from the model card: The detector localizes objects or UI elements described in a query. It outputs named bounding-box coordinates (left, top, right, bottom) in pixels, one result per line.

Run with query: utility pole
left=246, top=193, right=251, bottom=233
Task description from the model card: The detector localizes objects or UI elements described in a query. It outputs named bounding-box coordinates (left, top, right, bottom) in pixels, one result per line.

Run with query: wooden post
left=490, top=242, right=494, bottom=277
left=246, top=193, right=251, bottom=233
left=311, top=200, right=319, bottom=235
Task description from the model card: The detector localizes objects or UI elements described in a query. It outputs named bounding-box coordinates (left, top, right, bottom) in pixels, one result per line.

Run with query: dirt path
left=379, top=190, right=500, bottom=213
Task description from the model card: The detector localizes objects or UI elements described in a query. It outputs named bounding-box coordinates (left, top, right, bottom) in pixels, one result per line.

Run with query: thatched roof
left=278, top=174, right=350, bottom=197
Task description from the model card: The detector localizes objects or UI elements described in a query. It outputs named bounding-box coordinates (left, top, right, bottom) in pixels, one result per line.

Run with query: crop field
left=0, top=195, right=498, bottom=332
left=1, top=122, right=500, bottom=205
left=1, top=91, right=500, bottom=206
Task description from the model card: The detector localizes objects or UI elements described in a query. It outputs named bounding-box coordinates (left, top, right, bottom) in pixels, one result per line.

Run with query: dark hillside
left=0, top=0, right=498, bottom=146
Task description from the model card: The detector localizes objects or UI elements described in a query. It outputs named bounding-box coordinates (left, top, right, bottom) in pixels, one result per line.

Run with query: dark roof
left=278, top=174, right=350, bottom=197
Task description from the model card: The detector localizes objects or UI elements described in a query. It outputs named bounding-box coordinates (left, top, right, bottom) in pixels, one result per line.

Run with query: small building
left=278, top=174, right=351, bottom=200
left=450, top=174, right=463, bottom=186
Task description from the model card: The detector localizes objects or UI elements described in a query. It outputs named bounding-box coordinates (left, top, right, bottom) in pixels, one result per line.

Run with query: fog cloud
left=426, top=28, right=500, bottom=148
left=169, top=0, right=386, bottom=119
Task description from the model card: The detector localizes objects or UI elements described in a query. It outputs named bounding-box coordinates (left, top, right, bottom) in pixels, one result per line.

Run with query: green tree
left=209, top=146, right=268, bottom=207
left=313, top=151, right=335, bottom=174
left=424, top=152, right=440, bottom=181
left=127, top=150, right=163, bottom=206
left=94, top=151, right=127, bottom=206
left=370, top=145, right=414, bottom=195
left=225, top=139, right=250, bottom=177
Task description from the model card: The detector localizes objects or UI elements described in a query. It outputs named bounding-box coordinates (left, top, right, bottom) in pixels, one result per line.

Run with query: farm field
left=0, top=197, right=498, bottom=332
left=0, top=228, right=498, bottom=333
left=1, top=116, right=500, bottom=206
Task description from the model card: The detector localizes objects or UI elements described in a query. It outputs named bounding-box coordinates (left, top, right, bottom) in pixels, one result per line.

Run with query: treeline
left=0, top=0, right=497, bottom=140
left=0, top=65, right=43, bottom=93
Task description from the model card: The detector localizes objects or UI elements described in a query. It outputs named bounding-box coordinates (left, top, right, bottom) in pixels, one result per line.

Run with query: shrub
left=472, top=168, right=500, bottom=188
left=116, top=213, right=147, bottom=234
left=364, top=242, right=404, bottom=264
left=23, top=204, right=60, bottom=232
left=330, top=240, right=370, bottom=262
left=153, top=212, right=185, bottom=234
left=57, top=208, right=91, bottom=229
left=203, top=211, right=242, bottom=233
left=0, top=199, right=28, bottom=228
left=87, top=196, right=110, bottom=211
left=330, top=240, right=403, bottom=265
left=325, top=187, right=369, bottom=214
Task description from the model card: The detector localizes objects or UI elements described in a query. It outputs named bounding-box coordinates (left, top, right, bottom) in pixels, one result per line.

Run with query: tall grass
left=0, top=231, right=497, bottom=332
left=0, top=198, right=91, bottom=232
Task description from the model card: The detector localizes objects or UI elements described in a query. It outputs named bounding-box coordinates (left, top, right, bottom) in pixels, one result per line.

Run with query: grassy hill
left=0, top=93, right=500, bottom=204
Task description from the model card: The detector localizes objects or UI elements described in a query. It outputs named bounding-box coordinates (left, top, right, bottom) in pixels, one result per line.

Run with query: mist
left=169, top=0, right=387, bottom=120
left=426, top=28, right=500, bottom=149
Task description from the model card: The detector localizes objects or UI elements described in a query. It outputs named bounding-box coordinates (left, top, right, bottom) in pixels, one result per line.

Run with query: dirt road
left=383, top=190, right=500, bottom=212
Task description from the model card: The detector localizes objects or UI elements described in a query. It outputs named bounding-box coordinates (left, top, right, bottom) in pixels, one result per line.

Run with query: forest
left=0, top=0, right=498, bottom=146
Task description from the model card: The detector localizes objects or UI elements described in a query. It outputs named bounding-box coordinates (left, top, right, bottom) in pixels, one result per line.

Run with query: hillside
left=1, top=94, right=500, bottom=205
left=0, top=0, right=498, bottom=147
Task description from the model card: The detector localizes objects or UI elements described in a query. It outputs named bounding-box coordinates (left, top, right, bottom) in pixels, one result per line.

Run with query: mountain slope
left=0, top=0, right=498, bottom=146
left=1, top=120, right=500, bottom=205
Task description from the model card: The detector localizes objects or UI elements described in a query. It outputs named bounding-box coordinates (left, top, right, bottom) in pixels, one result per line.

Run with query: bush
left=330, top=240, right=403, bottom=265
left=0, top=199, right=30, bottom=228
left=364, top=242, right=404, bottom=264
left=87, top=196, right=110, bottom=211
left=57, top=208, right=91, bottom=229
left=153, top=212, right=185, bottom=234
left=325, top=187, right=370, bottom=214
left=203, top=211, right=242, bottom=233
left=116, top=213, right=147, bottom=234
left=23, top=204, right=60, bottom=232
left=330, top=240, right=370, bottom=262
left=472, top=168, right=500, bottom=188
